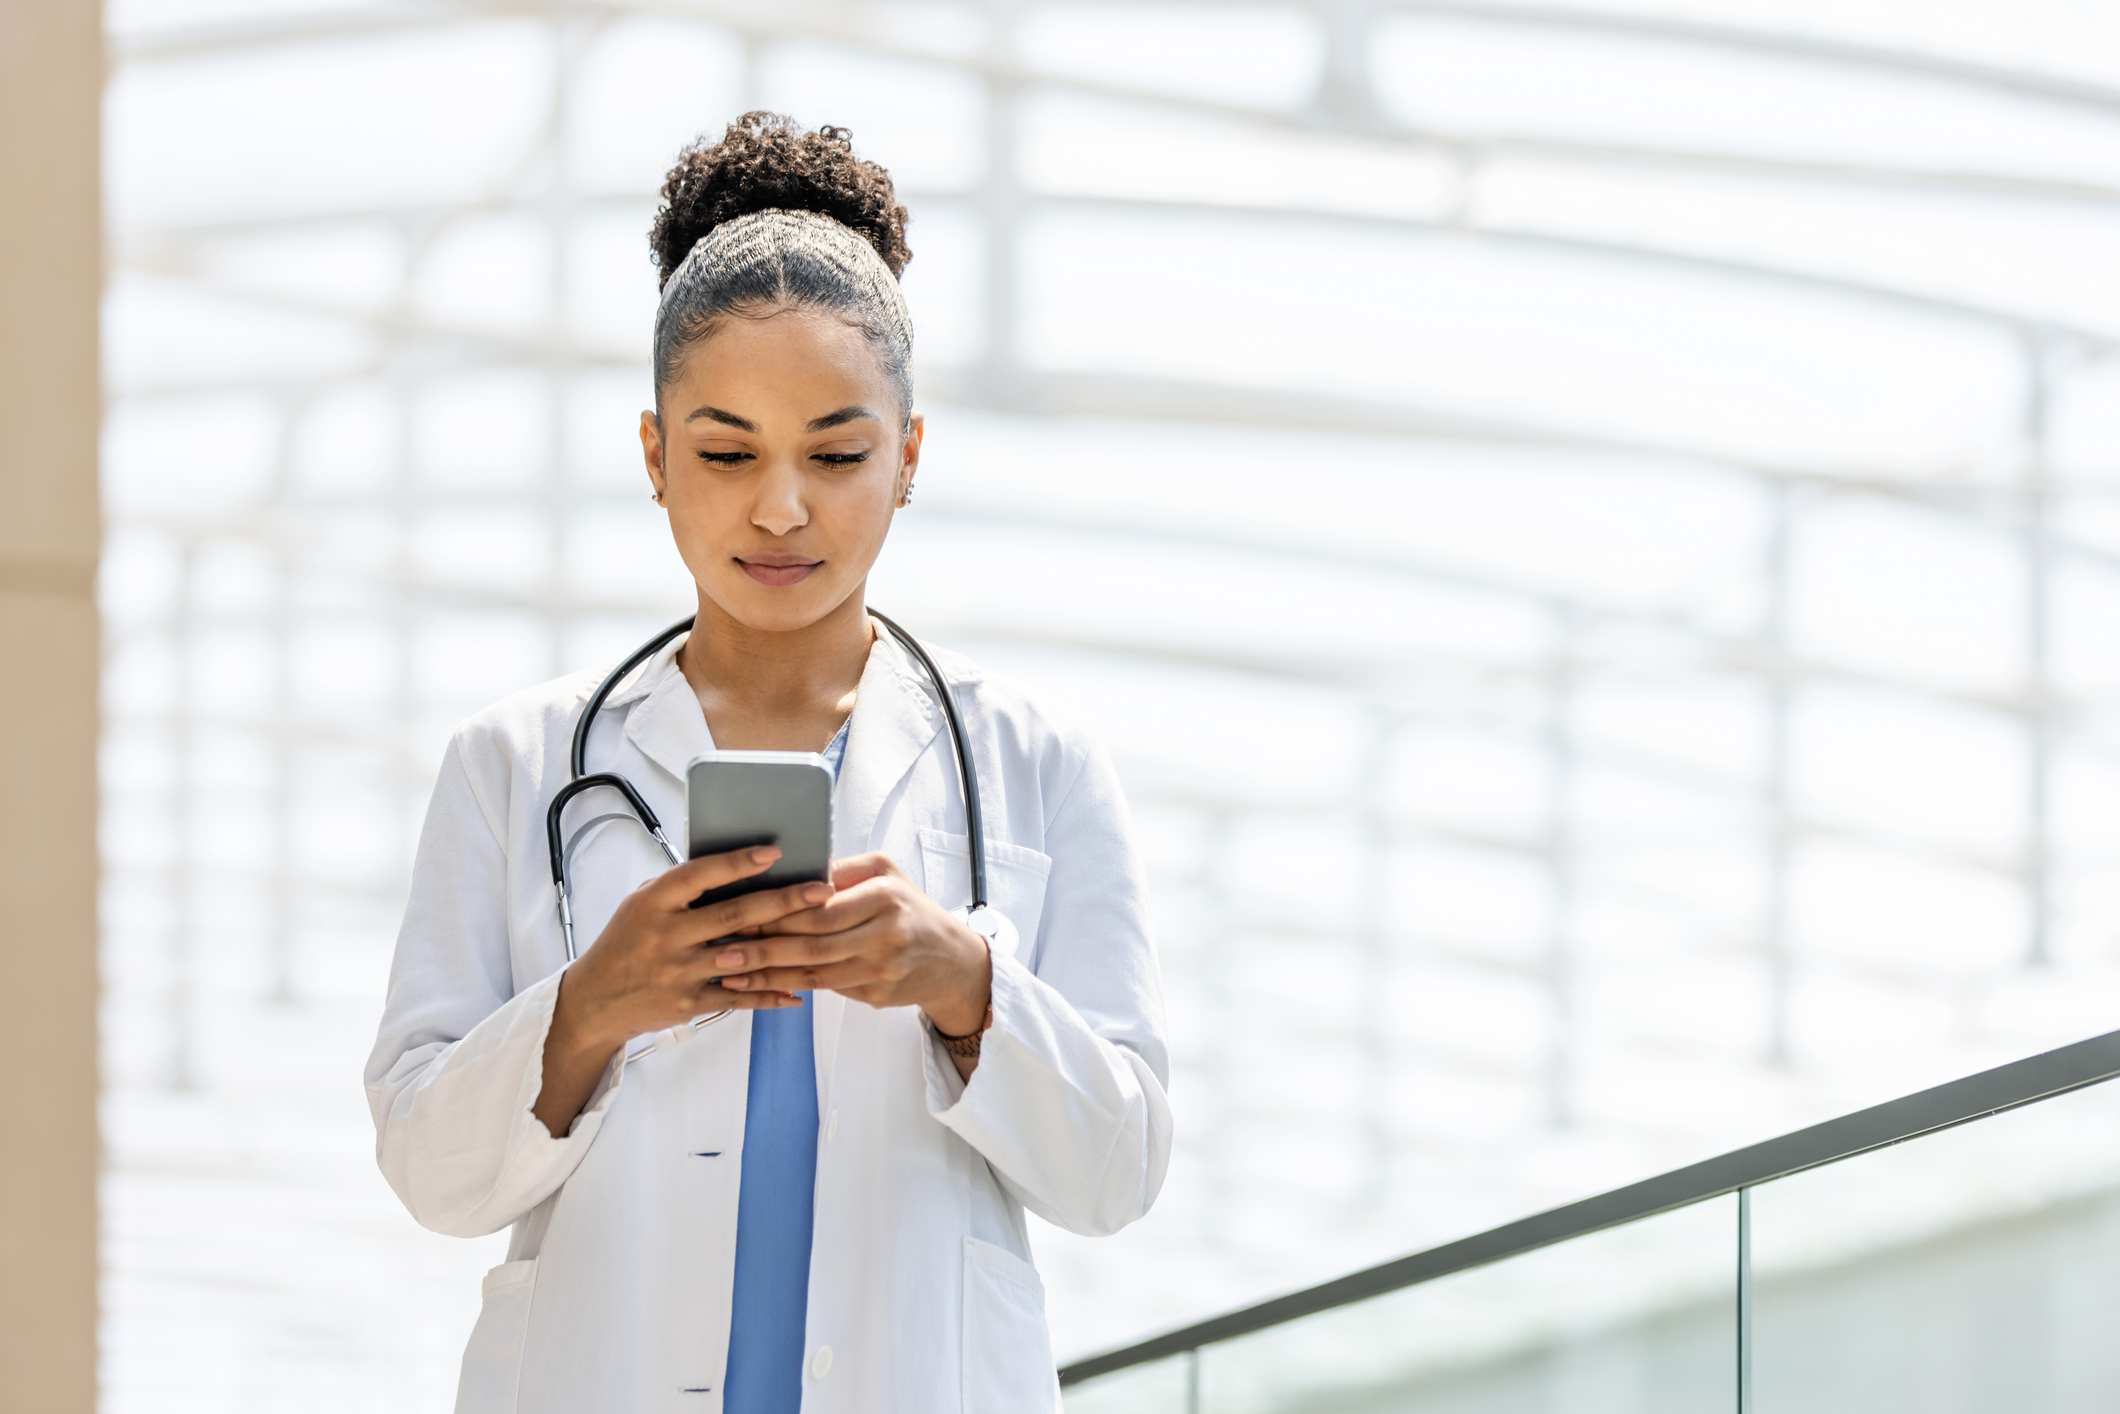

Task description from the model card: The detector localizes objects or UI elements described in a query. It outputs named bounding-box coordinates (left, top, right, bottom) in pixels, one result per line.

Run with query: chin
left=714, top=578, right=846, bottom=634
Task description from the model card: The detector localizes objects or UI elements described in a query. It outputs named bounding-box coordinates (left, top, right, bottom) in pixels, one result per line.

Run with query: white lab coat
left=365, top=626, right=1172, bottom=1414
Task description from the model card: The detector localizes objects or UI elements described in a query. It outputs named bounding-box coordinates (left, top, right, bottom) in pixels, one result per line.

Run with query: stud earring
left=650, top=490, right=664, bottom=505
left=900, top=483, right=914, bottom=507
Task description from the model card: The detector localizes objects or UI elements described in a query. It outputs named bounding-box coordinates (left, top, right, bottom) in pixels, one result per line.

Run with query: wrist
left=550, top=968, right=625, bottom=1061
left=924, top=926, right=993, bottom=1038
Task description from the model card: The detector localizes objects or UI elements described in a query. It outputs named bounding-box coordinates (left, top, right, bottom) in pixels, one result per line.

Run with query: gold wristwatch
left=935, top=1002, right=992, bottom=1059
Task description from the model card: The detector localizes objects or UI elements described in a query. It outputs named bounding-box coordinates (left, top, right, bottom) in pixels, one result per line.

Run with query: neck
left=677, top=586, right=874, bottom=749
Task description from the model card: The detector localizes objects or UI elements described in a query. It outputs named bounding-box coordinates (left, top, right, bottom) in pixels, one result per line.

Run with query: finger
left=742, top=876, right=896, bottom=938
left=678, top=878, right=835, bottom=944
left=692, top=985, right=802, bottom=1010
left=719, top=958, right=880, bottom=994
left=830, top=852, right=904, bottom=889
left=649, top=845, right=782, bottom=909
left=704, top=927, right=861, bottom=977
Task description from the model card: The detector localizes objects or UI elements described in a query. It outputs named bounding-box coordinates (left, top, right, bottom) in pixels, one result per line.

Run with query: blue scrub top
left=721, top=719, right=849, bottom=1413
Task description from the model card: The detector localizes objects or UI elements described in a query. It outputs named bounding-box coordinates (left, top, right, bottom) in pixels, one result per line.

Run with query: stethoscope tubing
left=546, top=610, right=988, bottom=969
left=867, top=609, right=987, bottom=910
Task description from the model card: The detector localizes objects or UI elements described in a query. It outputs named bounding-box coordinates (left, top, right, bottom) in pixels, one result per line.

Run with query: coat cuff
left=921, top=948, right=1122, bottom=1132
left=375, top=966, right=632, bottom=1236
left=519, top=967, right=628, bottom=1140
left=449, top=965, right=633, bottom=1230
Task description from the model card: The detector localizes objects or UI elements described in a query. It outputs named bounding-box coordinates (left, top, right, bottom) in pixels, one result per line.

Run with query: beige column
left=0, top=1, right=103, bottom=1411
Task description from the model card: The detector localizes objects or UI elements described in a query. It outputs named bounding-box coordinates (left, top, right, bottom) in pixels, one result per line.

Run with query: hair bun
left=650, top=112, right=911, bottom=289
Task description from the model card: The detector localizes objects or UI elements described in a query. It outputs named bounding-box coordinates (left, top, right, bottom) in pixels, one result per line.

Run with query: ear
left=641, top=409, right=667, bottom=502
left=896, top=411, right=924, bottom=507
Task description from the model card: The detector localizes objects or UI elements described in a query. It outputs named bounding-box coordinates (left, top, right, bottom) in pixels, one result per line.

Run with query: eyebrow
left=684, top=405, right=757, bottom=431
left=805, top=406, right=880, bottom=433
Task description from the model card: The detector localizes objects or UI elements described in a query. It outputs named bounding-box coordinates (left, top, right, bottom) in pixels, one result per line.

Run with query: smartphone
left=684, top=750, right=834, bottom=910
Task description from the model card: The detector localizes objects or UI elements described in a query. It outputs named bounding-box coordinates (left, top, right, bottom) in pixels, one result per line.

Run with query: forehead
left=667, top=308, right=898, bottom=415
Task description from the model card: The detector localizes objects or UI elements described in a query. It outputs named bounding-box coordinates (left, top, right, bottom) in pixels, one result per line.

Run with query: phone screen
left=683, top=751, right=834, bottom=910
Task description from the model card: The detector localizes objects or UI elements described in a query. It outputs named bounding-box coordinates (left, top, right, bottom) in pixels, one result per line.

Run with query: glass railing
left=1062, top=1030, right=2120, bottom=1413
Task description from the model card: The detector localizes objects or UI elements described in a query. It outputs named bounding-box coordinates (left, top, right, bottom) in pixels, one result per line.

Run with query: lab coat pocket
left=455, top=1258, right=538, bottom=1414
left=919, top=830, right=1052, bottom=963
left=962, top=1237, right=1060, bottom=1413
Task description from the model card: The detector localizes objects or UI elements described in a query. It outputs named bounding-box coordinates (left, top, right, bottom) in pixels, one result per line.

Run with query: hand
left=711, top=852, right=993, bottom=1041
left=534, top=845, right=830, bottom=1136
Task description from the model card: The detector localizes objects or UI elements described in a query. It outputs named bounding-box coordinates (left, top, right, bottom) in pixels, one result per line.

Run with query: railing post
left=1738, top=1186, right=1754, bottom=1414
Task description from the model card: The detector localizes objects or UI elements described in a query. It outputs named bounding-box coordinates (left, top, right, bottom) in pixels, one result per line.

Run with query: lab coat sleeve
left=364, top=732, right=626, bottom=1239
left=924, top=732, right=1174, bottom=1237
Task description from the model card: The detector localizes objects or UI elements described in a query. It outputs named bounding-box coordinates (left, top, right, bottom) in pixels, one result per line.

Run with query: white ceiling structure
left=98, top=1, right=2120, bottom=1406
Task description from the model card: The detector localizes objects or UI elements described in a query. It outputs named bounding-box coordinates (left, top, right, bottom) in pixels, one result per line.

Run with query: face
left=641, top=308, right=920, bottom=635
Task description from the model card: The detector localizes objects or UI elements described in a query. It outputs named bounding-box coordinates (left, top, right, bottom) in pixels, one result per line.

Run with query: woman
left=365, top=114, right=1173, bottom=1414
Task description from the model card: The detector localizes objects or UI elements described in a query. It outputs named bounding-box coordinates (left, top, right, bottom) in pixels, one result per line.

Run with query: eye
left=814, top=452, right=869, bottom=466
left=697, top=450, right=752, bottom=466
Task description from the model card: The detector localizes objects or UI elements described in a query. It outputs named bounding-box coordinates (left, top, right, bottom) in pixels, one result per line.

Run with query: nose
left=751, top=457, right=808, bottom=537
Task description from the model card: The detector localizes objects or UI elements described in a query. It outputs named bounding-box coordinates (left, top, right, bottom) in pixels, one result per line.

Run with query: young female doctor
left=365, top=114, right=1172, bottom=1414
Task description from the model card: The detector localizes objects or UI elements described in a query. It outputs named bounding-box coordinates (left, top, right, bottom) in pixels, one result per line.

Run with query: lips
left=737, top=557, right=821, bottom=588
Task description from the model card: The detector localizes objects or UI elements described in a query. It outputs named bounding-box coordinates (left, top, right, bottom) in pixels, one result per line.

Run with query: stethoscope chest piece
left=957, top=903, right=1018, bottom=960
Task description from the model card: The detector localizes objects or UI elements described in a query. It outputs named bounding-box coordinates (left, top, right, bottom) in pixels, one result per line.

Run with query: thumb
left=830, top=851, right=901, bottom=889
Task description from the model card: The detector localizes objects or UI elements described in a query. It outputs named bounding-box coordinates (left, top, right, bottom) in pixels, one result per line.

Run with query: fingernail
left=750, top=846, right=781, bottom=865
left=804, top=883, right=831, bottom=903
left=722, top=975, right=748, bottom=989
left=715, top=948, right=743, bottom=968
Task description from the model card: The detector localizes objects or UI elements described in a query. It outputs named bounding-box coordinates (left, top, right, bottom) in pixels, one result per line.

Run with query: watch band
left=935, top=1003, right=992, bottom=1059
left=935, top=931, right=995, bottom=1059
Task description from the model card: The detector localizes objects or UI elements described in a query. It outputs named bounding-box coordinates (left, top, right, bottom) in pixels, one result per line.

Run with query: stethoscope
left=546, top=610, right=995, bottom=1056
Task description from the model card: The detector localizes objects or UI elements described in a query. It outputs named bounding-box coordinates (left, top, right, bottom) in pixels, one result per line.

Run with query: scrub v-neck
left=721, top=715, right=848, bottom=1412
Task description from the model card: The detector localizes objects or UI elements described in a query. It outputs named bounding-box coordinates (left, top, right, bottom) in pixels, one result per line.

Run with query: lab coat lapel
left=816, top=625, right=944, bottom=1111
left=835, top=625, right=943, bottom=860
left=608, top=626, right=939, bottom=841
left=619, top=653, right=714, bottom=787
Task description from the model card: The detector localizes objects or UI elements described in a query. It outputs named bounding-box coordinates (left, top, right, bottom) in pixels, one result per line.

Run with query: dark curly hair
left=650, top=112, right=911, bottom=289
left=647, top=113, right=916, bottom=424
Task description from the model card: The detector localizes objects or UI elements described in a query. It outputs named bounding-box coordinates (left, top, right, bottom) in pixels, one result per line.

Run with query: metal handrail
left=1060, top=1026, right=2120, bottom=1387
